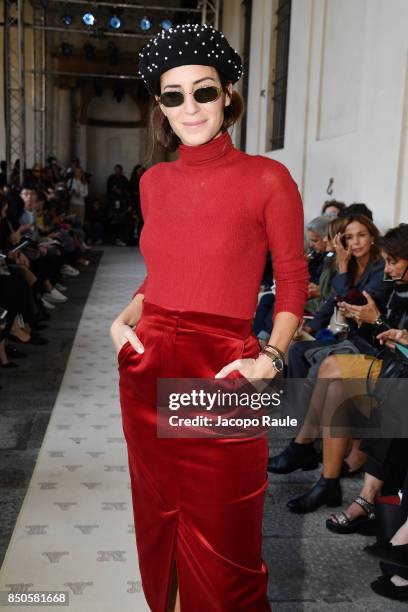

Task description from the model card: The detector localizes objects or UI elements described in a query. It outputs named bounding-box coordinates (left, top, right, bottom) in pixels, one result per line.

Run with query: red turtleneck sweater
left=133, top=131, right=308, bottom=321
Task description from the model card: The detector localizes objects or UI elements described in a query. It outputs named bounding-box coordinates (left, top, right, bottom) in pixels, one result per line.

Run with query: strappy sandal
left=326, top=495, right=376, bottom=534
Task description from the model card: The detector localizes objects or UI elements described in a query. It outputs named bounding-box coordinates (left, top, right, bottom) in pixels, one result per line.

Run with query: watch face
left=273, top=357, right=284, bottom=373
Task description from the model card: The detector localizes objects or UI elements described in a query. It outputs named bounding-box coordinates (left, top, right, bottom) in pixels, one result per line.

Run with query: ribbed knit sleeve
left=262, top=162, right=309, bottom=321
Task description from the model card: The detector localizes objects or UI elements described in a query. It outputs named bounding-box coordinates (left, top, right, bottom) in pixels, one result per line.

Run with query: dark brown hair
left=146, top=73, right=244, bottom=158
left=378, top=224, right=408, bottom=261
left=337, top=215, right=381, bottom=278
left=321, top=199, right=346, bottom=215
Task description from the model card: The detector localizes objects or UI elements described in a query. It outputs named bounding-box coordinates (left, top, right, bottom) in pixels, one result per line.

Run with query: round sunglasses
left=159, top=85, right=222, bottom=108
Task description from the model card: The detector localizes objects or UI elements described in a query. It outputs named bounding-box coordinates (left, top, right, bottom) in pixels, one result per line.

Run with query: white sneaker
left=61, top=264, right=80, bottom=277
left=115, top=239, right=126, bottom=247
left=41, top=296, right=55, bottom=310
left=45, top=288, right=67, bottom=303
left=55, top=283, right=67, bottom=292
left=51, top=287, right=68, bottom=300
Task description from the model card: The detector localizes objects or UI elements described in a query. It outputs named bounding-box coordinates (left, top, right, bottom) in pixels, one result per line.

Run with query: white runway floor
left=0, top=247, right=149, bottom=611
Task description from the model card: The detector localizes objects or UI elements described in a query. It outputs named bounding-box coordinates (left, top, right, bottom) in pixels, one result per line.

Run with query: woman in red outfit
left=110, top=24, right=308, bottom=612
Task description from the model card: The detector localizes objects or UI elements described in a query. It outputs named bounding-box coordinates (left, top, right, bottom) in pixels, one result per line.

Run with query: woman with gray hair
left=254, top=216, right=331, bottom=342
left=305, top=216, right=338, bottom=314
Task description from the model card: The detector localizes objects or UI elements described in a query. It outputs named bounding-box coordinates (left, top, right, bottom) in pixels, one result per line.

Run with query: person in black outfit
left=107, top=164, right=130, bottom=199
left=0, top=161, right=7, bottom=189
left=106, top=165, right=130, bottom=245
left=328, top=328, right=408, bottom=602
left=85, top=200, right=105, bottom=245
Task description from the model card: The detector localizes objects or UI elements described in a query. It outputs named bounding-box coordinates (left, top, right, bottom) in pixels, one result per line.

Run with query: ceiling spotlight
left=82, top=12, right=96, bottom=27
left=60, top=41, right=73, bottom=56
left=161, top=19, right=172, bottom=31
left=108, top=14, right=121, bottom=30
left=140, top=17, right=152, bottom=31
left=62, top=14, right=73, bottom=26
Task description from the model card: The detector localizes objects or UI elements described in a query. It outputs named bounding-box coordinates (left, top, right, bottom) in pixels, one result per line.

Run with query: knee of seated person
left=288, top=341, right=307, bottom=358
left=318, top=355, right=341, bottom=378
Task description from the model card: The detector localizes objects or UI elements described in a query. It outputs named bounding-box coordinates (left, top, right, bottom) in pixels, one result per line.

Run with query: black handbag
left=366, top=345, right=408, bottom=436
left=379, top=345, right=408, bottom=378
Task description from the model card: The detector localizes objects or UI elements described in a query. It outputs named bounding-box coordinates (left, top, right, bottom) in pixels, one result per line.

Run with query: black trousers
left=30, top=252, right=64, bottom=285
left=362, top=438, right=408, bottom=496
left=0, top=273, right=35, bottom=341
left=287, top=339, right=335, bottom=378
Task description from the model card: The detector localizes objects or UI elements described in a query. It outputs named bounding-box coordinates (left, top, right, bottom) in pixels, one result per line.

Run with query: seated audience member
left=329, top=327, right=408, bottom=602
left=321, top=199, right=346, bottom=218
left=339, top=202, right=373, bottom=220
left=366, top=449, right=408, bottom=600
left=253, top=216, right=330, bottom=341
left=0, top=195, right=48, bottom=365
left=269, top=224, right=408, bottom=515
left=306, top=216, right=329, bottom=284
left=289, top=215, right=390, bottom=379
left=47, top=202, right=89, bottom=269
left=305, top=217, right=342, bottom=315
left=17, top=188, right=67, bottom=303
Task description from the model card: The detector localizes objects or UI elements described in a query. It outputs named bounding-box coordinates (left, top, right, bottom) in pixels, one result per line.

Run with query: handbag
left=366, top=344, right=408, bottom=436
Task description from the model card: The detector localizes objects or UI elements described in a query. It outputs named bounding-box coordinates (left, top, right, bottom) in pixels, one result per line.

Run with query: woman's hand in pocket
left=110, top=319, right=144, bottom=356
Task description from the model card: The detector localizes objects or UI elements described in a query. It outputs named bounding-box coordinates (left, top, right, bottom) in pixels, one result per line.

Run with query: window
left=267, top=0, right=291, bottom=151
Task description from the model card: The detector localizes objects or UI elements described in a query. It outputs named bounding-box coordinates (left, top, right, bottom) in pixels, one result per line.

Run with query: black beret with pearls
left=138, top=23, right=243, bottom=93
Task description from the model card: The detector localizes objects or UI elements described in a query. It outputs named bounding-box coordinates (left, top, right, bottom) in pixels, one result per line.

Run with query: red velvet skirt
left=118, top=301, right=271, bottom=612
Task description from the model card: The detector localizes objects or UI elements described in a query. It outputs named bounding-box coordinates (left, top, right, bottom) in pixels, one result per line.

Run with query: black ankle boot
left=370, top=575, right=408, bottom=601
left=267, top=440, right=319, bottom=474
left=286, top=475, right=342, bottom=514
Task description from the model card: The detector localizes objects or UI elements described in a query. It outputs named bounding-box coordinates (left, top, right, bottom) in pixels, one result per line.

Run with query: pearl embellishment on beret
left=138, top=23, right=243, bottom=92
